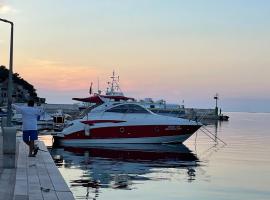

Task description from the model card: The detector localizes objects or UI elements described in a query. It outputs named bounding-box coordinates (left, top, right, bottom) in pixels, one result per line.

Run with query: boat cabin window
left=105, top=104, right=149, bottom=114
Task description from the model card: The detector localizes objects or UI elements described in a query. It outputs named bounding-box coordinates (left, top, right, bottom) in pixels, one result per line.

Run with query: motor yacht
left=53, top=94, right=201, bottom=146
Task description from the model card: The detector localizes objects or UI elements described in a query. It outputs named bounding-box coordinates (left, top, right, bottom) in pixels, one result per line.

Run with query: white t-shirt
left=12, top=104, right=43, bottom=131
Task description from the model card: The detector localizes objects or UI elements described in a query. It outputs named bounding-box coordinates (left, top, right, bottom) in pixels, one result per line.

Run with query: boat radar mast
left=106, top=70, right=124, bottom=96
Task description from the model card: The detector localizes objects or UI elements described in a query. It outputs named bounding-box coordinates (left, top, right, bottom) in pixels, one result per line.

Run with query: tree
left=0, top=65, right=39, bottom=101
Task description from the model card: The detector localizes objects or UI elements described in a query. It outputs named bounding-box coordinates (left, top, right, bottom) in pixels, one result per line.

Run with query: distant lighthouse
left=214, top=93, right=219, bottom=116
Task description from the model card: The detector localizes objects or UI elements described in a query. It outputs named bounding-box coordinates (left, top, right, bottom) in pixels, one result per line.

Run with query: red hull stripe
left=64, top=125, right=201, bottom=140
left=81, top=120, right=126, bottom=125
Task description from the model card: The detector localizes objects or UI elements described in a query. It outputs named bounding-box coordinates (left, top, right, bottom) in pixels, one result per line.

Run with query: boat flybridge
left=53, top=94, right=202, bottom=146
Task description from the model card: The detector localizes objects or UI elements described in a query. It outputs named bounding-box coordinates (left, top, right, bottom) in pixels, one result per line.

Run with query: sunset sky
left=0, top=0, right=270, bottom=112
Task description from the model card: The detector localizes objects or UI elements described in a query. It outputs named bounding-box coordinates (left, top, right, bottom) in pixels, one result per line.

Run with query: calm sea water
left=45, top=112, right=270, bottom=200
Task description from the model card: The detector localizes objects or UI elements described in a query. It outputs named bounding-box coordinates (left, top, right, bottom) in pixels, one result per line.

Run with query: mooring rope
left=201, top=126, right=227, bottom=145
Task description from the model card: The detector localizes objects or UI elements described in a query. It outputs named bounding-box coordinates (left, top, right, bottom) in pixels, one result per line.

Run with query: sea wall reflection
left=49, top=144, right=200, bottom=199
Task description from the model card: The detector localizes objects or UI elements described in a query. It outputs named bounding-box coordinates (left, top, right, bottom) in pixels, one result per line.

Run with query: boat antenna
left=111, top=70, right=115, bottom=93
left=97, top=77, right=101, bottom=94
left=89, top=82, right=93, bottom=95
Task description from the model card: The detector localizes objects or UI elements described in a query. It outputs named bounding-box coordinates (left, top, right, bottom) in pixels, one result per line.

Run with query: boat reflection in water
left=50, top=144, right=199, bottom=199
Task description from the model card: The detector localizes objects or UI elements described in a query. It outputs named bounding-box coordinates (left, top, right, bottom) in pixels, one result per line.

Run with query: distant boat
left=218, top=115, right=229, bottom=121
left=77, top=71, right=228, bottom=122
left=77, top=71, right=186, bottom=114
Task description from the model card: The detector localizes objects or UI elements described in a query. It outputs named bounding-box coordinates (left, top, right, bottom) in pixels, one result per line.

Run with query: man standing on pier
left=12, top=100, right=44, bottom=157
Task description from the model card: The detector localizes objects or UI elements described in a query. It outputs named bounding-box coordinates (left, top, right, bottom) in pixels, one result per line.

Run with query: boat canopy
left=72, top=95, right=104, bottom=103
left=72, top=95, right=135, bottom=103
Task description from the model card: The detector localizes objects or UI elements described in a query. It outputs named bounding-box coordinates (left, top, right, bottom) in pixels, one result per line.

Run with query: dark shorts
left=23, top=130, right=38, bottom=142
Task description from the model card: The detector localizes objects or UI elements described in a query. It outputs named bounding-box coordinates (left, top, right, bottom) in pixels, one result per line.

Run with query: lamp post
left=0, top=18, right=14, bottom=127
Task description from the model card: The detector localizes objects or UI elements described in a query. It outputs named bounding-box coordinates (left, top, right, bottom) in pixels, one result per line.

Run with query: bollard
left=3, top=127, right=16, bottom=154
left=2, top=127, right=17, bottom=168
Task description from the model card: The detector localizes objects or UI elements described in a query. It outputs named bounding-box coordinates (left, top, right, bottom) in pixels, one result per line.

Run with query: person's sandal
left=33, top=146, right=39, bottom=156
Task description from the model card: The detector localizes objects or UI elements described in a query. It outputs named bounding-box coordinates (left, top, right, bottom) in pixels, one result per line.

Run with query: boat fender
left=84, top=125, right=91, bottom=136
left=120, top=127, right=125, bottom=133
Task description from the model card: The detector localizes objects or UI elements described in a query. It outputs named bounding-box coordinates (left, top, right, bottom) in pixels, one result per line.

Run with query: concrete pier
left=0, top=131, right=16, bottom=199
left=13, top=140, right=75, bottom=200
left=0, top=128, right=75, bottom=200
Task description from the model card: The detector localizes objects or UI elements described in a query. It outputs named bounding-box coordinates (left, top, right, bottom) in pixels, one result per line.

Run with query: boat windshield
left=77, top=103, right=101, bottom=118
left=105, top=104, right=150, bottom=114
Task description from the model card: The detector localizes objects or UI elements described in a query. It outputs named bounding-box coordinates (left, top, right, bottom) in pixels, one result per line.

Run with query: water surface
left=46, top=112, right=270, bottom=200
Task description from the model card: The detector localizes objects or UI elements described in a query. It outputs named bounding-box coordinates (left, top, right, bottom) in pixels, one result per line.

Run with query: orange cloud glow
left=17, top=58, right=104, bottom=92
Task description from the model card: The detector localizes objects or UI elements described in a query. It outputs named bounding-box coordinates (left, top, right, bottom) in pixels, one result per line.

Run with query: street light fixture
left=0, top=18, right=14, bottom=127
